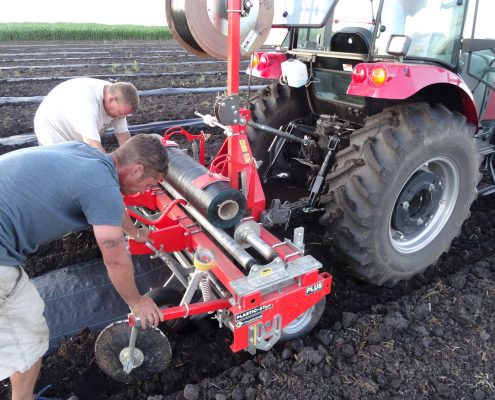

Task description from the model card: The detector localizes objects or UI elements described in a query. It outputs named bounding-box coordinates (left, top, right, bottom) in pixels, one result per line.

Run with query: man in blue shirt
left=0, top=134, right=168, bottom=400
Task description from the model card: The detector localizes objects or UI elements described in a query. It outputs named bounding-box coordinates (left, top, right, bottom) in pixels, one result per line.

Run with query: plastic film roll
left=166, top=146, right=246, bottom=229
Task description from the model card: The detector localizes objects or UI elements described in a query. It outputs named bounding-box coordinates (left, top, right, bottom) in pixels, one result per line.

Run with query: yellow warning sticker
left=239, top=139, right=248, bottom=152
left=240, top=139, right=252, bottom=163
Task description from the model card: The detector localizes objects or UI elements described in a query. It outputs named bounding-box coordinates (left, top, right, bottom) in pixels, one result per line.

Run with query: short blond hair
left=108, top=82, right=140, bottom=112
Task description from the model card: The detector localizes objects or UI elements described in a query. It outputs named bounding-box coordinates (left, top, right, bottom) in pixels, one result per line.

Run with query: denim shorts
left=0, top=265, right=49, bottom=380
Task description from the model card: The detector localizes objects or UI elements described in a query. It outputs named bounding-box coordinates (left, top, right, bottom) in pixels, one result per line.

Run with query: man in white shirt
left=34, top=78, right=139, bottom=152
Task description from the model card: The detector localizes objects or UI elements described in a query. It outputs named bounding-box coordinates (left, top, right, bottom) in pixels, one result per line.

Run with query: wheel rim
left=282, top=305, right=315, bottom=335
left=389, top=156, right=459, bottom=253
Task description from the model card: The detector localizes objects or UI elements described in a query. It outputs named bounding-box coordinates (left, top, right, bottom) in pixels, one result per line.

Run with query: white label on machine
left=306, top=282, right=323, bottom=295
left=235, top=304, right=273, bottom=327
left=241, top=29, right=259, bottom=52
left=343, top=63, right=353, bottom=72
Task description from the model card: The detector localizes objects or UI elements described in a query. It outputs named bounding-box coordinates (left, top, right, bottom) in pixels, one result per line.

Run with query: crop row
left=0, top=22, right=172, bottom=41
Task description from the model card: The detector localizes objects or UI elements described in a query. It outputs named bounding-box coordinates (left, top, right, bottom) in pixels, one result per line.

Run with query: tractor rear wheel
left=247, top=82, right=310, bottom=178
left=320, top=103, right=481, bottom=286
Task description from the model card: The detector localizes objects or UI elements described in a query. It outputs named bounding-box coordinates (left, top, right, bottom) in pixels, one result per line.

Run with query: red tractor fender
left=246, top=51, right=287, bottom=79
left=348, top=62, right=479, bottom=126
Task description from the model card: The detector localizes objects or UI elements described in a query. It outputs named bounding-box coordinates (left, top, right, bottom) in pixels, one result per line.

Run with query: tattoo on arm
left=103, top=236, right=124, bottom=249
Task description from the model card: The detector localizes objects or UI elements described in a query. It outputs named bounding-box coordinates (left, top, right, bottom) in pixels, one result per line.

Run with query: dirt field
left=0, top=40, right=494, bottom=400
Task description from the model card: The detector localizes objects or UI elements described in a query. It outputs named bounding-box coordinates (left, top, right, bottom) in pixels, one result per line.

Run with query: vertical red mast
left=220, top=0, right=265, bottom=219
left=227, top=0, right=241, bottom=99
left=225, top=0, right=241, bottom=191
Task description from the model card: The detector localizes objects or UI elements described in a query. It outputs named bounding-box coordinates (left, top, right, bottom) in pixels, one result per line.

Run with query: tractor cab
left=254, top=0, right=494, bottom=124
left=278, top=0, right=486, bottom=68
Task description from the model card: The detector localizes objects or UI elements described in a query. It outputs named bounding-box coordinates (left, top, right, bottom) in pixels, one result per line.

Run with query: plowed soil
left=0, top=40, right=494, bottom=400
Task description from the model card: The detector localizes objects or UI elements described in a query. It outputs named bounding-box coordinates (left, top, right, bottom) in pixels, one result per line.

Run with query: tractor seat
left=331, top=27, right=372, bottom=54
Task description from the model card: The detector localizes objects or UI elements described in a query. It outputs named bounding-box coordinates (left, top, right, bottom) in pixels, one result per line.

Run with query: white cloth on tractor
left=34, top=77, right=128, bottom=145
left=0, top=265, right=49, bottom=380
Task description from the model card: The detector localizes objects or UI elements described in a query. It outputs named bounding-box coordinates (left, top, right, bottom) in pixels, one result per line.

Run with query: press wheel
left=95, top=320, right=172, bottom=383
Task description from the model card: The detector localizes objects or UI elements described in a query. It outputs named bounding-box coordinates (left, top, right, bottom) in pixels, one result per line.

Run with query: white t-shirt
left=34, top=78, right=129, bottom=146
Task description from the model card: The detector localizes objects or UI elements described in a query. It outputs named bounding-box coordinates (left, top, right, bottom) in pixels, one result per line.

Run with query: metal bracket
left=247, top=314, right=282, bottom=354
left=215, top=95, right=240, bottom=125
left=247, top=257, right=289, bottom=288
left=293, top=227, right=305, bottom=254
left=146, top=243, right=190, bottom=288
left=230, top=255, right=322, bottom=297
left=260, top=199, right=291, bottom=227
left=261, top=198, right=318, bottom=229
left=241, top=0, right=253, bottom=17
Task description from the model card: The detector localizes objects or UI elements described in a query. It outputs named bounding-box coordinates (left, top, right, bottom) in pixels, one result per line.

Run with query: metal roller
left=162, top=180, right=257, bottom=270
left=165, top=0, right=274, bottom=60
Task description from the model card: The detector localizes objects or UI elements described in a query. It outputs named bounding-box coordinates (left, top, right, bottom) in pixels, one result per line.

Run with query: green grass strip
left=0, top=23, right=172, bottom=41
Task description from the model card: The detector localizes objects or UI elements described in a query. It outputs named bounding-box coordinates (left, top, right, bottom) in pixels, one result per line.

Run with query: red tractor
left=246, top=0, right=495, bottom=286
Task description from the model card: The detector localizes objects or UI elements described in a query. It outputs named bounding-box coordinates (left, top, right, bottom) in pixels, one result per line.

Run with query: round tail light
left=250, top=53, right=259, bottom=68
left=370, top=66, right=388, bottom=86
left=258, top=54, right=270, bottom=70
left=352, top=65, right=367, bottom=84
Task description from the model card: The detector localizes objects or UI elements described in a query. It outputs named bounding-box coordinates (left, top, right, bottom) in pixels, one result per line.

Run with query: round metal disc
left=165, top=0, right=207, bottom=57
left=95, top=320, right=172, bottom=383
left=166, top=0, right=274, bottom=60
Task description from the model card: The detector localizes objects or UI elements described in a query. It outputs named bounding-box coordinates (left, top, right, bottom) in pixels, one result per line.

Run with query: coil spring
left=199, top=272, right=212, bottom=302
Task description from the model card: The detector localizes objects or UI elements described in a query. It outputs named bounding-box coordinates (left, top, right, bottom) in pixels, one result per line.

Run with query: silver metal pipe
left=233, top=220, right=276, bottom=261
left=244, top=232, right=276, bottom=261
left=161, top=180, right=256, bottom=269
left=146, top=242, right=189, bottom=288
left=248, top=120, right=312, bottom=145
left=122, top=326, right=141, bottom=373
left=180, top=270, right=204, bottom=305
left=173, top=251, right=194, bottom=270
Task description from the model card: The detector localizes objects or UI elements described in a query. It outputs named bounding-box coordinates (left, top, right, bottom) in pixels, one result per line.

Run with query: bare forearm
left=122, top=211, right=137, bottom=237
left=122, top=211, right=153, bottom=243
left=94, top=224, right=162, bottom=327
left=100, top=235, right=140, bottom=306
left=116, top=131, right=131, bottom=146
left=105, top=257, right=141, bottom=307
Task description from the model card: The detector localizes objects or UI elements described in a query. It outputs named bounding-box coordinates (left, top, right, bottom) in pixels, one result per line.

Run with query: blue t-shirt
left=0, top=142, right=125, bottom=265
